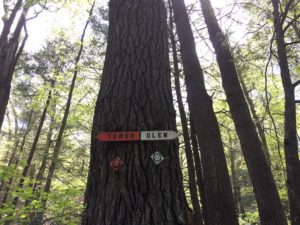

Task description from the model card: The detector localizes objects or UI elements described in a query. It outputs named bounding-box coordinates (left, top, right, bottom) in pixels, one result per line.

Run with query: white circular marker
left=151, top=151, right=164, bottom=165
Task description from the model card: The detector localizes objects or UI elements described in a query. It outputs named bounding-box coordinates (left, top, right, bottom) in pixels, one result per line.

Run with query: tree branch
left=293, top=80, right=300, bottom=88
left=285, top=40, right=300, bottom=46
left=283, top=13, right=300, bottom=33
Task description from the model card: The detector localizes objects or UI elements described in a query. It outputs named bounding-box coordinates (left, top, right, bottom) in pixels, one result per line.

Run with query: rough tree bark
left=271, top=0, right=300, bottom=224
left=82, top=1, right=187, bottom=225
left=171, top=0, right=239, bottom=224
left=198, top=0, right=287, bottom=224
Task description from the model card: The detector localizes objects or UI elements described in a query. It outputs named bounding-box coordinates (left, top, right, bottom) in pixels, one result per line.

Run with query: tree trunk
left=0, top=109, right=33, bottom=207
left=171, top=0, right=238, bottom=225
left=271, top=0, right=300, bottom=224
left=238, top=74, right=271, bottom=166
left=25, top=104, right=56, bottom=211
left=228, top=134, right=240, bottom=216
left=0, top=4, right=28, bottom=130
left=32, top=103, right=56, bottom=194
left=170, top=13, right=203, bottom=224
left=198, top=0, right=287, bottom=224
left=190, top=122, right=207, bottom=224
left=0, top=0, right=23, bottom=44
left=82, top=1, right=187, bottom=225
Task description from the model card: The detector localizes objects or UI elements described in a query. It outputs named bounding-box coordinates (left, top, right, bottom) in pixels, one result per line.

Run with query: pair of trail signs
left=96, top=130, right=179, bottom=142
left=109, top=151, right=164, bottom=171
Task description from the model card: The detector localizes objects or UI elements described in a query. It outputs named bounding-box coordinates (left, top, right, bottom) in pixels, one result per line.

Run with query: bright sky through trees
left=0, top=0, right=231, bottom=52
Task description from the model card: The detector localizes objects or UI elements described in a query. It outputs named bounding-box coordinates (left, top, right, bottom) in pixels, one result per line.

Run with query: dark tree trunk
left=171, top=0, right=238, bottom=225
left=239, top=74, right=271, bottom=166
left=82, top=1, right=187, bottom=225
left=0, top=0, right=23, bottom=44
left=170, top=16, right=203, bottom=225
left=271, top=0, right=300, bottom=224
left=198, top=0, right=287, bottom=224
left=190, top=122, right=207, bottom=224
left=0, top=2, right=28, bottom=130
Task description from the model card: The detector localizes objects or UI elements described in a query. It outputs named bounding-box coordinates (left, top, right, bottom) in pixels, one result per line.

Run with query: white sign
left=140, top=130, right=179, bottom=141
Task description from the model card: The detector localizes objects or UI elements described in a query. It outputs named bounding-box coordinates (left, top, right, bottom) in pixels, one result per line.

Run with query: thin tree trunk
left=82, top=1, right=187, bottom=225
left=190, top=121, right=207, bottom=224
left=171, top=0, right=238, bottom=224
left=0, top=109, right=33, bottom=207
left=228, top=134, right=240, bottom=216
left=31, top=4, right=95, bottom=224
left=271, top=0, right=300, bottom=224
left=169, top=10, right=203, bottom=224
left=198, top=0, right=287, bottom=224
left=239, top=74, right=271, bottom=166
left=7, top=87, right=53, bottom=215
left=5, top=110, right=12, bottom=139
left=32, top=103, right=56, bottom=194
left=25, top=104, right=57, bottom=211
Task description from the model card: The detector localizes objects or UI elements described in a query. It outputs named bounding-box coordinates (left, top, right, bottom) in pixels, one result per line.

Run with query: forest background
left=0, top=0, right=299, bottom=224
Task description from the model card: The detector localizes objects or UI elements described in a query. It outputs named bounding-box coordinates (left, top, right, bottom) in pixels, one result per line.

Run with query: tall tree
left=270, top=0, right=300, bottom=224
left=198, top=0, right=287, bottom=224
left=82, top=0, right=187, bottom=224
left=0, top=0, right=29, bottom=130
left=171, top=0, right=239, bottom=224
left=170, top=29, right=203, bottom=225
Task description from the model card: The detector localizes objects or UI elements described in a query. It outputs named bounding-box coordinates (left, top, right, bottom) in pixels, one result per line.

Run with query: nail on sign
left=96, top=131, right=179, bottom=142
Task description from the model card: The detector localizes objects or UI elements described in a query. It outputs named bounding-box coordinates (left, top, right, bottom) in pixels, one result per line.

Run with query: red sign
left=96, top=131, right=139, bottom=142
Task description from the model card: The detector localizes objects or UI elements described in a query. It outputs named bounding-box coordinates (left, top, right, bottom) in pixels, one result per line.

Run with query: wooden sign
left=96, top=131, right=179, bottom=142
left=140, top=131, right=179, bottom=141
left=96, top=131, right=139, bottom=142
